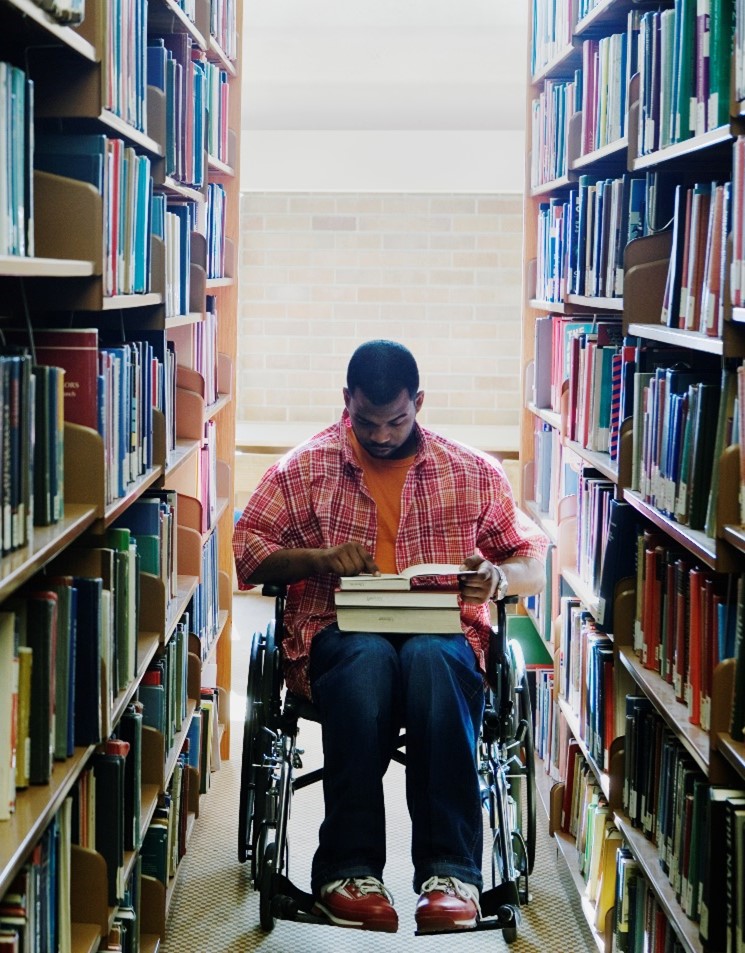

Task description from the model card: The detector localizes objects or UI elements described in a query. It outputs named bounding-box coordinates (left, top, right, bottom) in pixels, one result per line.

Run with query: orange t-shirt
left=348, top=430, right=416, bottom=573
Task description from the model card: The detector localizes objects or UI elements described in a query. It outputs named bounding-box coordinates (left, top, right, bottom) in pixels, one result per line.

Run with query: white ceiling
left=241, top=0, right=529, bottom=132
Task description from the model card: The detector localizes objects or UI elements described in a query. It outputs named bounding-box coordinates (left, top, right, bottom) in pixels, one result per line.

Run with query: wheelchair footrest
left=479, top=880, right=520, bottom=918
left=414, top=905, right=521, bottom=937
left=268, top=874, right=320, bottom=922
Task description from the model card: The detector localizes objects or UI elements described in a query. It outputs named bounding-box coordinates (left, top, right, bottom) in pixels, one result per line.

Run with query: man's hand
left=458, top=553, right=498, bottom=605
left=246, top=544, right=378, bottom=585
left=315, top=543, right=380, bottom=577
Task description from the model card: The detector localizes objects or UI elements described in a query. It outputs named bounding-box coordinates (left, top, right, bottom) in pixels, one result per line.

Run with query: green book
left=51, top=582, right=73, bottom=761
left=688, top=382, right=721, bottom=530
left=675, top=384, right=698, bottom=523
left=708, top=0, right=734, bottom=131
left=133, top=534, right=159, bottom=576
left=704, top=368, right=736, bottom=537
left=675, top=0, right=696, bottom=142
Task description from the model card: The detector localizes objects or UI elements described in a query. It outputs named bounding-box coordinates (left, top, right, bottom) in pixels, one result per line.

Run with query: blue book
left=169, top=203, right=192, bottom=315
left=151, top=192, right=166, bottom=240
left=34, top=152, right=104, bottom=193
left=113, top=496, right=161, bottom=537
left=72, top=576, right=103, bottom=746
left=147, top=39, right=168, bottom=90
left=192, top=59, right=206, bottom=187
left=133, top=156, right=153, bottom=293
left=36, top=132, right=108, bottom=163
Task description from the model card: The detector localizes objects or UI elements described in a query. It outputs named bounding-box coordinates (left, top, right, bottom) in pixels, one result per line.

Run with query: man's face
left=344, top=386, right=424, bottom=459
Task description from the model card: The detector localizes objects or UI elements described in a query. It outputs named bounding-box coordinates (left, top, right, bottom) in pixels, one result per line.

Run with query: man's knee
left=310, top=629, right=400, bottom=709
left=399, top=633, right=470, bottom=672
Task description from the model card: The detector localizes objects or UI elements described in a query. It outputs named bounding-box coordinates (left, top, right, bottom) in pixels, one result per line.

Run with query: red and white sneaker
left=415, top=876, right=481, bottom=933
left=312, top=877, right=398, bottom=932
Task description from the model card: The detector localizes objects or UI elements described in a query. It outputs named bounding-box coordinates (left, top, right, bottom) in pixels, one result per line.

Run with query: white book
left=338, top=563, right=473, bottom=591
left=0, top=612, right=17, bottom=820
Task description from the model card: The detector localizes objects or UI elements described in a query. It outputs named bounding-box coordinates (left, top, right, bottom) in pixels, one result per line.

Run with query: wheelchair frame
left=238, top=585, right=537, bottom=941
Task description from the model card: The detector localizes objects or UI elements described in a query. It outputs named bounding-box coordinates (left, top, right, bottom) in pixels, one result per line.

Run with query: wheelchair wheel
left=512, top=670, right=536, bottom=878
left=258, top=834, right=277, bottom=931
left=257, top=809, right=290, bottom=930
left=261, top=619, right=281, bottom=720
left=238, top=629, right=265, bottom=864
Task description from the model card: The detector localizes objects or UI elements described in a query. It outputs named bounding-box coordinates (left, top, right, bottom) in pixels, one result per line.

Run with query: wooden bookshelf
left=557, top=696, right=611, bottom=800
left=565, top=294, right=624, bottom=311
left=2, top=0, right=97, bottom=60
left=527, top=401, right=562, bottom=431
left=530, top=173, right=575, bottom=197
left=0, top=745, right=95, bottom=898
left=0, top=0, right=243, bottom=947
left=623, top=489, right=738, bottom=572
left=521, top=3, right=745, bottom=949
left=625, top=321, right=745, bottom=358
left=612, top=812, right=703, bottom=953
left=570, top=136, right=627, bottom=172
left=533, top=763, right=606, bottom=952
left=631, top=124, right=733, bottom=171
left=562, top=438, right=618, bottom=482
left=0, top=255, right=94, bottom=277
left=616, top=646, right=710, bottom=774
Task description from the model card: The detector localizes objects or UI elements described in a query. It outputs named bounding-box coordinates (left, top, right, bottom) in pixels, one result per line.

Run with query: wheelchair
left=238, top=585, right=537, bottom=941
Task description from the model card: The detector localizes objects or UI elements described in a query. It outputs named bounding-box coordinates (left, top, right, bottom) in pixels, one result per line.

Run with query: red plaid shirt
left=233, top=413, right=548, bottom=698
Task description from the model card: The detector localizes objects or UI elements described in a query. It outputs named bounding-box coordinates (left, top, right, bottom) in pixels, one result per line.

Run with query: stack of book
left=335, top=563, right=480, bottom=634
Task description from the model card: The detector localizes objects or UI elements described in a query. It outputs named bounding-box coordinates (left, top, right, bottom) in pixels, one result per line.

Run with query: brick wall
left=236, top=192, right=523, bottom=430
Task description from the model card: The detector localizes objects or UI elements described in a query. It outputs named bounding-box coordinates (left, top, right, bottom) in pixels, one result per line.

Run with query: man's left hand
left=458, top=553, right=498, bottom=605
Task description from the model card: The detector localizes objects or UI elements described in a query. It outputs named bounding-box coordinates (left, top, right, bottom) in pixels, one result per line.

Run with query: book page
left=338, top=564, right=475, bottom=591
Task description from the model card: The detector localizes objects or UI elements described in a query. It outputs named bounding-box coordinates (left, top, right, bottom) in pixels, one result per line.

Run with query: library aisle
left=160, top=591, right=597, bottom=952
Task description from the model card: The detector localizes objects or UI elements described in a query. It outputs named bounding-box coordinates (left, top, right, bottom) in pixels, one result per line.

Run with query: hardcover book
left=338, top=563, right=474, bottom=591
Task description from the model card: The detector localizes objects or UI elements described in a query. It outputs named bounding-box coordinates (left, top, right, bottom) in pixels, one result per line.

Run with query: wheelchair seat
left=238, top=583, right=536, bottom=941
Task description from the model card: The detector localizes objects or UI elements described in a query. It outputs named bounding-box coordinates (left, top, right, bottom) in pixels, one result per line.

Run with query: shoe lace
left=420, top=876, right=482, bottom=914
left=325, top=876, right=394, bottom=904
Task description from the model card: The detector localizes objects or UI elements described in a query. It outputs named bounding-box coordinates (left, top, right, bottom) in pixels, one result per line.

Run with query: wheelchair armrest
left=261, top=583, right=287, bottom=598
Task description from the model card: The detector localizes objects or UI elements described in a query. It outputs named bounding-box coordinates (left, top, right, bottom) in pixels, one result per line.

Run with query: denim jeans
left=308, top=624, right=485, bottom=895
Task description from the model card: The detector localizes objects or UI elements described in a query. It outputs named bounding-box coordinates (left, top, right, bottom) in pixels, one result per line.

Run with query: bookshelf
left=0, top=0, right=242, bottom=949
left=522, top=2, right=745, bottom=951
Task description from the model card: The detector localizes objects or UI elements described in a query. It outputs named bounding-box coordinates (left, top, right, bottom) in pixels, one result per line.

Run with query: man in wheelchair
left=233, top=339, right=547, bottom=934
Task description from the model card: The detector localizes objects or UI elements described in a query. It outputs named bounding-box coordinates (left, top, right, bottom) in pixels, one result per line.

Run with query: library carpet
left=160, top=592, right=597, bottom=953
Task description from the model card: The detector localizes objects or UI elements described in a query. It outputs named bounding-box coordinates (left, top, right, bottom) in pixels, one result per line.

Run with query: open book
left=338, top=562, right=473, bottom=591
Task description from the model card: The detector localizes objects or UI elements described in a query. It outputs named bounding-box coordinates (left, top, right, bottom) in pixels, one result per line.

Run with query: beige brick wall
left=236, top=192, right=523, bottom=430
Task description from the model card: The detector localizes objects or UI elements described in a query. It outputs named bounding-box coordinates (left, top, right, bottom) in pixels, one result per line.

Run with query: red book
left=660, top=554, right=676, bottom=683
left=643, top=545, right=663, bottom=671
left=141, top=669, right=162, bottom=686
left=105, top=738, right=130, bottom=758
left=581, top=39, right=599, bottom=154
left=5, top=327, right=100, bottom=431
left=561, top=737, right=581, bottom=833
left=687, top=568, right=710, bottom=725
left=673, top=558, right=692, bottom=703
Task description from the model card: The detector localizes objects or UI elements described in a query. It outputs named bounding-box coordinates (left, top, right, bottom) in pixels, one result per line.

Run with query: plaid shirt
left=233, top=413, right=548, bottom=698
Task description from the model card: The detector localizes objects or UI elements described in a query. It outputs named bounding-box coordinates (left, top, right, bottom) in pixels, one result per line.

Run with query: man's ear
left=343, top=387, right=351, bottom=409
left=415, top=390, right=425, bottom=413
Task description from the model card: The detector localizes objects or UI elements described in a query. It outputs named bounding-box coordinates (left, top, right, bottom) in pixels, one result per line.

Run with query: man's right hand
left=247, top=543, right=379, bottom=585
left=315, top=543, right=379, bottom=577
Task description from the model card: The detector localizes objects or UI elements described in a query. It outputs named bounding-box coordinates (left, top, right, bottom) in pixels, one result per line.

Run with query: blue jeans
left=308, top=624, right=485, bottom=895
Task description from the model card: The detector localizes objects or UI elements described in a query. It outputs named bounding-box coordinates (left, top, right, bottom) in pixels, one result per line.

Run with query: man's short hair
left=346, top=340, right=419, bottom=404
